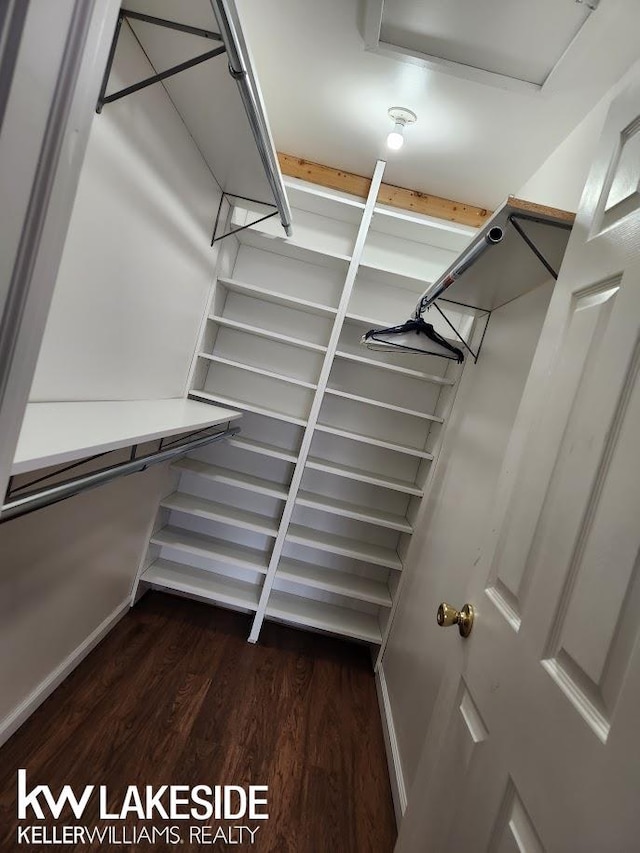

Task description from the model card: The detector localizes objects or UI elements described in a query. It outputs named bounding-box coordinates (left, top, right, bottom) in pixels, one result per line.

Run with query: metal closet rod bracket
left=429, top=298, right=492, bottom=365
left=96, top=9, right=226, bottom=113
left=211, top=192, right=278, bottom=244
left=508, top=213, right=573, bottom=281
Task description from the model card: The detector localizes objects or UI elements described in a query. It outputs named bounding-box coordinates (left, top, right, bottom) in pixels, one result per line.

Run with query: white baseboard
left=0, top=598, right=130, bottom=748
left=376, top=664, right=407, bottom=825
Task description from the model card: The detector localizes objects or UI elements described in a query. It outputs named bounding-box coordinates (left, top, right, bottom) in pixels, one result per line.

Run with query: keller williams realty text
left=16, top=770, right=268, bottom=845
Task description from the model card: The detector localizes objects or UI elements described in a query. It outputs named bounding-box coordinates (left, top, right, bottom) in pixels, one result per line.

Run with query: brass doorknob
left=437, top=602, right=474, bottom=638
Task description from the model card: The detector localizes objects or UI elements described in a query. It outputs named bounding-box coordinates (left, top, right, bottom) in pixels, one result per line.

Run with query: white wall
left=517, top=56, right=640, bottom=212
left=380, top=280, right=553, bottom=796
left=0, top=460, right=172, bottom=745
left=29, top=22, right=222, bottom=401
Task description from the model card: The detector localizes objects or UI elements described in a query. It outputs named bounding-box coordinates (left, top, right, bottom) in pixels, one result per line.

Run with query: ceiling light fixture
left=387, top=107, right=417, bottom=151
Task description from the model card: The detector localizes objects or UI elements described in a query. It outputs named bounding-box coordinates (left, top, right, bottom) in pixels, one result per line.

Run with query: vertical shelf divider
left=247, top=160, right=388, bottom=642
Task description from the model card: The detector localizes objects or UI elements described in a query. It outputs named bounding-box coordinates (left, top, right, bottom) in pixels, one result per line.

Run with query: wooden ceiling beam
left=278, top=152, right=492, bottom=228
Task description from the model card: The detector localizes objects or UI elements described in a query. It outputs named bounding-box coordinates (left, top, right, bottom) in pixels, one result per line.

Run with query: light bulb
left=386, top=129, right=404, bottom=150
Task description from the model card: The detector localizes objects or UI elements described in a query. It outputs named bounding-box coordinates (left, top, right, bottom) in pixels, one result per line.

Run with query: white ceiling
left=235, top=0, right=640, bottom=208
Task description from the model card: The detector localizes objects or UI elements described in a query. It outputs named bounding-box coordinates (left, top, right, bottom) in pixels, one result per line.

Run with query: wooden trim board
left=278, top=152, right=492, bottom=227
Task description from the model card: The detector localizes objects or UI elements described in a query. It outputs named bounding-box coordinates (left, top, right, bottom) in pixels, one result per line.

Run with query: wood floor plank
left=0, top=593, right=396, bottom=851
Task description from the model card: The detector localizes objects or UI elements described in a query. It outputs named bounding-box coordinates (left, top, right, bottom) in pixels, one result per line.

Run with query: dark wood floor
left=0, top=592, right=396, bottom=852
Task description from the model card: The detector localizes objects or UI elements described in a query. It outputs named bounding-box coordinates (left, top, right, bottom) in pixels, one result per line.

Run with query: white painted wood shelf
left=172, top=458, right=289, bottom=500
left=305, top=456, right=423, bottom=496
left=333, top=349, right=455, bottom=385
left=266, top=591, right=383, bottom=644
left=208, top=315, right=328, bottom=353
left=286, top=524, right=403, bottom=571
left=161, top=492, right=280, bottom=538
left=189, top=390, right=308, bottom=427
left=296, top=490, right=413, bottom=533
left=229, top=435, right=299, bottom=463
left=143, top=559, right=261, bottom=611
left=314, top=423, right=434, bottom=459
left=150, top=527, right=270, bottom=575
left=217, top=277, right=338, bottom=318
left=276, top=559, right=392, bottom=606
left=12, top=399, right=241, bottom=475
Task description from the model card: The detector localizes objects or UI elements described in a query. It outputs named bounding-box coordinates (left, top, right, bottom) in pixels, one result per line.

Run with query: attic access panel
left=366, top=0, right=598, bottom=91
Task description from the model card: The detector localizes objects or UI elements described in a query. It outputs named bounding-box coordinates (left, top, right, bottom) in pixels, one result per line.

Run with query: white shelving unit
left=138, top=180, right=573, bottom=658
left=139, top=171, right=476, bottom=655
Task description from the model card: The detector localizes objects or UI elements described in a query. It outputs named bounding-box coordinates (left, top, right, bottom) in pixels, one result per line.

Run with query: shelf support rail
left=95, top=9, right=226, bottom=113
left=1, top=423, right=239, bottom=525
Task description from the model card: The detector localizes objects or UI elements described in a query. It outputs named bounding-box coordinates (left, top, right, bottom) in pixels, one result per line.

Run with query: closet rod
left=0, top=425, right=239, bottom=525
left=414, top=226, right=504, bottom=316
left=211, top=0, right=293, bottom=237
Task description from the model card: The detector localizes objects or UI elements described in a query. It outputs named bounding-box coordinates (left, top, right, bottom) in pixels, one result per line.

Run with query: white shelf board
left=437, top=196, right=574, bottom=310
left=371, top=203, right=476, bottom=252
left=315, top=423, right=434, bottom=460
left=305, top=456, right=423, bottom=497
left=287, top=524, right=403, bottom=570
left=236, top=226, right=352, bottom=270
left=333, top=349, right=454, bottom=385
left=162, top=492, right=279, bottom=538
left=150, top=527, right=270, bottom=575
left=199, top=353, right=317, bottom=390
left=172, top=458, right=288, bottom=500
left=229, top=435, right=299, bottom=463
left=277, top=559, right=392, bottom=606
left=266, top=590, right=382, bottom=644
left=217, top=276, right=338, bottom=318
left=208, top=315, right=328, bottom=353
left=284, top=178, right=366, bottom=224
left=296, top=490, right=412, bottom=533
left=189, top=391, right=307, bottom=428
left=325, top=387, right=444, bottom=422
left=143, top=559, right=261, bottom=612
left=12, top=398, right=241, bottom=476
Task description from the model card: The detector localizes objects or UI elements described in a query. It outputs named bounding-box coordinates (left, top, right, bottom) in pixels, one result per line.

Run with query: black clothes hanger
left=361, top=316, right=465, bottom=362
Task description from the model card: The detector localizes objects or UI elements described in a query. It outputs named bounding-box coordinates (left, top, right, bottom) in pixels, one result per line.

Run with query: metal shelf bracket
left=210, top=192, right=278, bottom=245
left=96, top=9, right=226, bottom=113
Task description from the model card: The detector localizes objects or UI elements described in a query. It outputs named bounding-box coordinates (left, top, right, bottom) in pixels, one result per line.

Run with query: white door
left=396, top=76, right=640, bottom=852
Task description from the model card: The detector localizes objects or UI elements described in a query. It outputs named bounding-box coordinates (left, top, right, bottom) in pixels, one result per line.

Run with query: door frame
left=0, top=0, right=120, bottom=500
